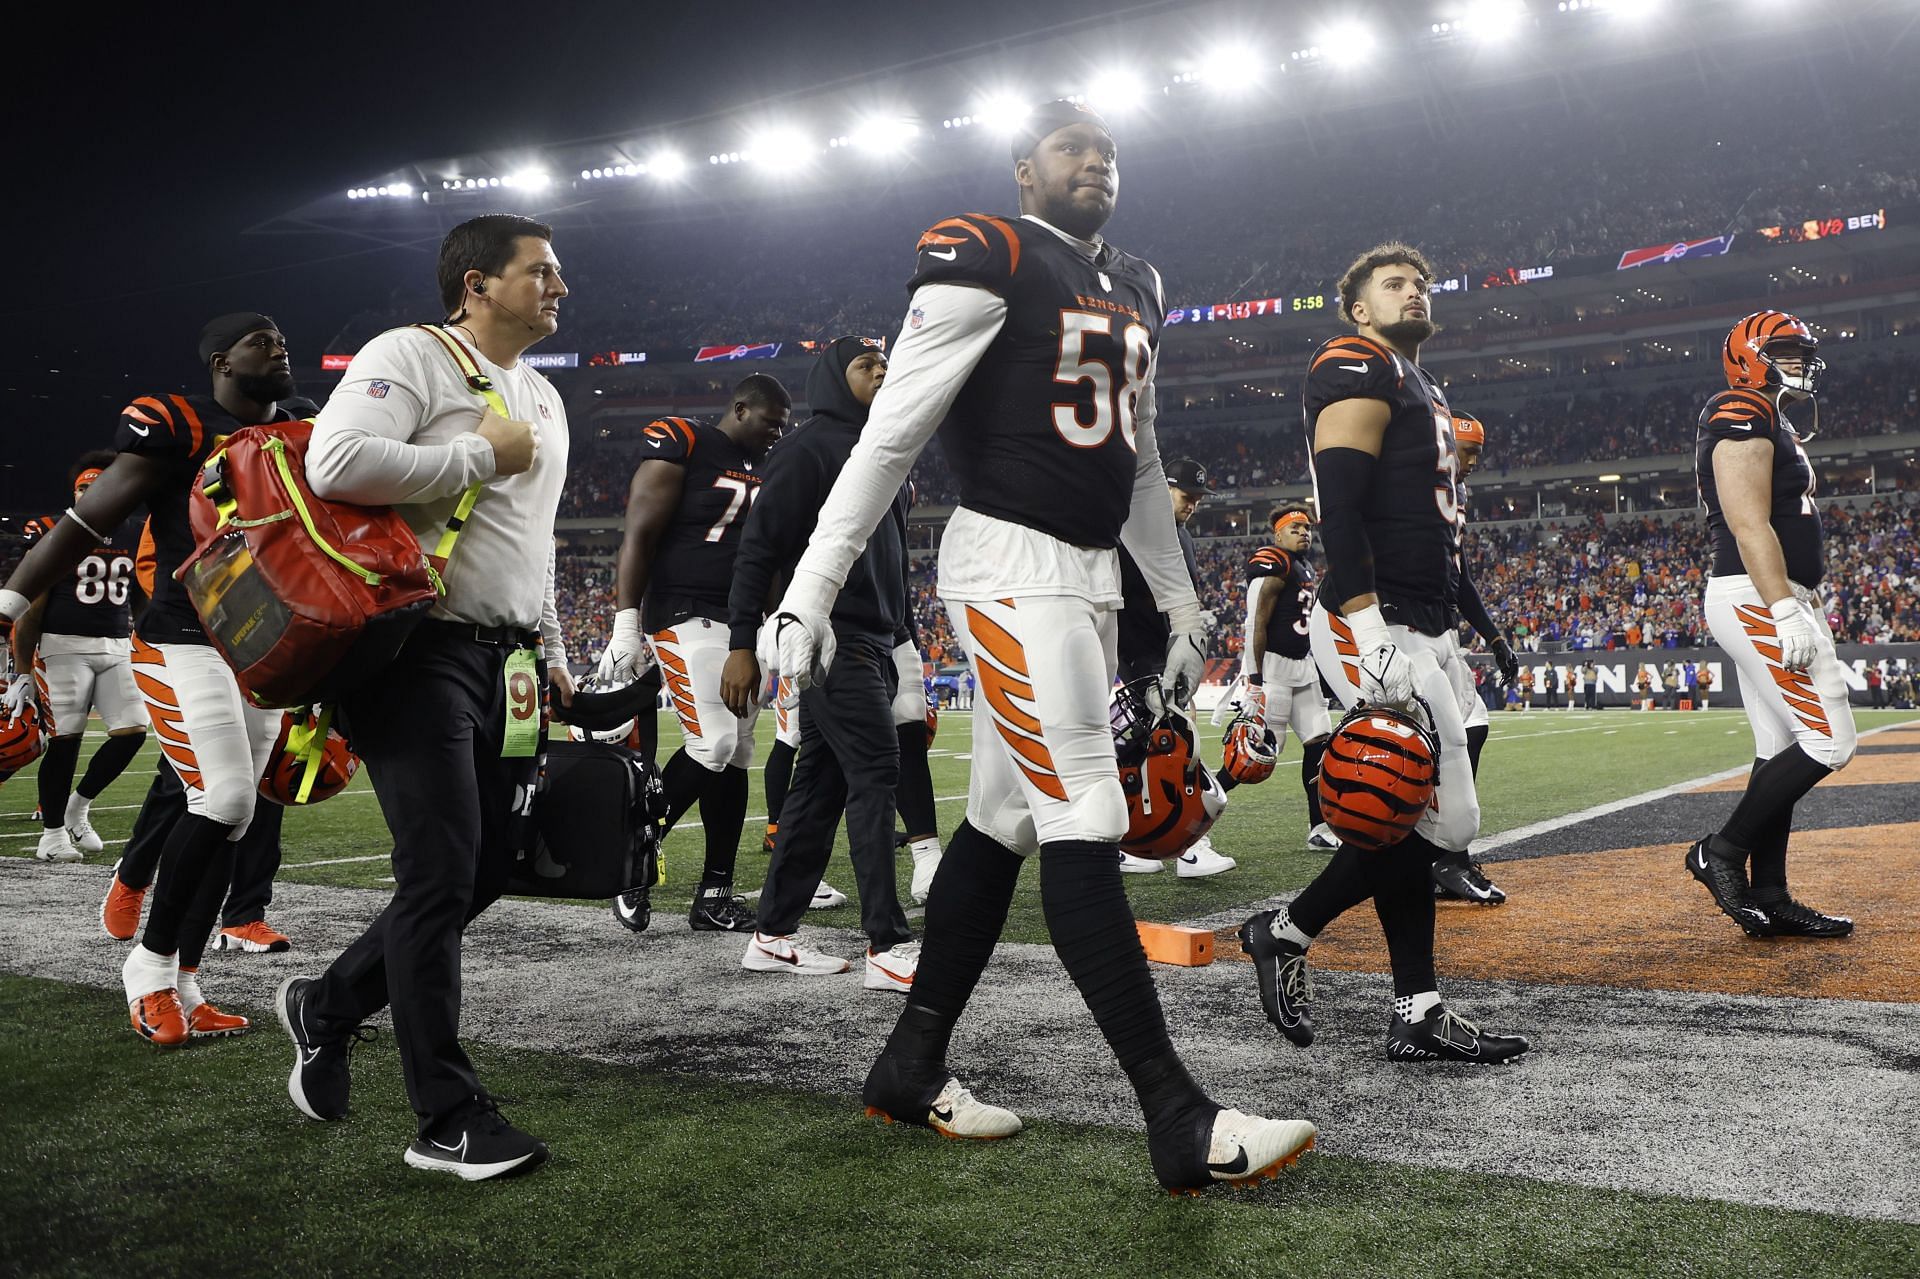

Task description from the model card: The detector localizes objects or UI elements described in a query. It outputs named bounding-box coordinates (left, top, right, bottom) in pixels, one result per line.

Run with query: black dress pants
left=306, top=622, right=537, bottom=1132
left=757, top=631, right=911, bottom=948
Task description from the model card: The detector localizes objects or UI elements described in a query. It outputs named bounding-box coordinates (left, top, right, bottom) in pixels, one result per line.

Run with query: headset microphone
left=471, top=281, right=542, bottom=332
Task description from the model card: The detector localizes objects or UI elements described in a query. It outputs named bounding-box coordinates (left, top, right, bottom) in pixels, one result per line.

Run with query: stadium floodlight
left=1606, top=0, right=1660, bottom=19
left=746, top=125, right=814, bottom=165
left=1196, top=41, right=1263, bottom=89
left=1084, top=68, right=1147, bottom=113
left=850, top=115, right=919, bottom=154
left=1318, top=21, right=1377, bottom=67
left=1459, top=0, right=1527, bottom=40
left=648, top=150, right=687, bottom=179
left=972, top=94, right=1031, bottom=134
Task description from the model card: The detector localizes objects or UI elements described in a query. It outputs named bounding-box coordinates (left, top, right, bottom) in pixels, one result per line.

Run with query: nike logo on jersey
left=126, top=422, right=150, bottom=437
left=926, top=247, right=957, bottom=260
left=647, top=439, right=662, bottom=448
left=1338, top=362, right=1370, bottom=374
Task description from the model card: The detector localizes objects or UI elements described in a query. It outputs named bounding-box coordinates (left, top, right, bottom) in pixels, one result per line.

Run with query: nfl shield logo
left=367, top=380, right=391, bottom=399
left=909, top=307, right=925, bottom=330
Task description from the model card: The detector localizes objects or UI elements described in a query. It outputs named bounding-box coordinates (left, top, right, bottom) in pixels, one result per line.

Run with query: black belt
left=423, top=619, right=540, bottom=648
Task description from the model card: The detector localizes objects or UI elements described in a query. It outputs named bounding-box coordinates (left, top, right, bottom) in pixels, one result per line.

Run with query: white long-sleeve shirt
left=308, top=326, right=568, bottom=642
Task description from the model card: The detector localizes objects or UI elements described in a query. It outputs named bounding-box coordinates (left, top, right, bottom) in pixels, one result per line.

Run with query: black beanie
left=1011, top=100, right=1113, bottom=163
left=198, top=312, right=278, bottom=366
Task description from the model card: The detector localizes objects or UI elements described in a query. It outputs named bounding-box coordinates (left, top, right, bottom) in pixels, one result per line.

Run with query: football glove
left=2, top=674, right=32, bottom=720
left=1490, top=636, right=1520, bottom=688
left=1162, top=603, right=1213, bottom=709
left=1242, top=674, right=1268, bottom=723
left=772, top=568, right=839, bottom=693
left=596, top=608, right=657, bottom=684
left=1347, top=604, right=1416, bottom=709
left=1770, top=597, right=1818, bottom=673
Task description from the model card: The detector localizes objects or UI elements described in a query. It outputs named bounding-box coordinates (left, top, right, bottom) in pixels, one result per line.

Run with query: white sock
left=121, top=945, right=178, bottom=1004
left=910, top=837, right=941, bottom=861
left=1395, top=990, right=1443, bottom=1022
left=65, top=792, right=91, bottom=826
left=1267, top=907, right=1313, bottom=949
left=175, top=966, right=204, bottom=1014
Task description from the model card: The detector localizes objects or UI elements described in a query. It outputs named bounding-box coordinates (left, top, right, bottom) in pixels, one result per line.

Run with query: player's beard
left=1377, top=316, right=1438, bottom=346
left=237, top=370, right=297, bottom=403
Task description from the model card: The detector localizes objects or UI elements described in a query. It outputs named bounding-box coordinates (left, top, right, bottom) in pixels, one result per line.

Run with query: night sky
left=1, top=0, right=1136, bottom=508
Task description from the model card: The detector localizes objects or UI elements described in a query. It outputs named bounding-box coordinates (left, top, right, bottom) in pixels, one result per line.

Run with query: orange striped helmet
left=0, top=683, right=46, bottom=777
left=1723, top=311, right=1822, bottom=395
left=259, top=710, right=360, bottom=806
left=1317, top=702, right=1439, bottom=851
left=1112, top=677, right=1226, bottom=857
left=1220, top=711, right=1279, bottom=786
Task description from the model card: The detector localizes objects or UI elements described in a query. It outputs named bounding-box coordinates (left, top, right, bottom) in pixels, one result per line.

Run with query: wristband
left=1166, top=601, right=1209, bottom=636
left=612, top=608, right=643, bottom=646
left=0, top=589, right=29, bottom=623
left=1246, top=673, right=1263, bottom=686
left=1766, top=599, right=1805, bottom=626
left=1344, top=603, right=1391, bottom=655
left=65, top=507, right=106, bottom=541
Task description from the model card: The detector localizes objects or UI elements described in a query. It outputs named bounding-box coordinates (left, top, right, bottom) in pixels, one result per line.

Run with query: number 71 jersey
left=912, top=212, right=1165, bottom=550
left=22, top=513, right=138, bottom=639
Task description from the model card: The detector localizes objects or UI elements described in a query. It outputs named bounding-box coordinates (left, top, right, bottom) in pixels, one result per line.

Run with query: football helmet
left=925, top=701, right=939, bottom=747
left=1220, top=711, right=1279, bottom=786
left=259, top=708, right=359, bottom=805
left=1723, top=310, right=1823, bottom=398
left=1112, top=677, right=1226, bottom=858
left=1317, top=700, right=1440, bottom=851
left=0, top=676, right=46, bottom=776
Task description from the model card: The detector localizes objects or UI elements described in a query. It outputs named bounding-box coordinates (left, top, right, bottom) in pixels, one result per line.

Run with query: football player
left=11, top=453, right=148, bottom=864
left=0, top=313, right=296, bottom=1046
left=1432, top=411, right=1512, bottom=906
left=769, top=101, right=1315, bottom=1192
left=1115, top=458, right=1234, bottom=877
left=602, top=376, right=791, bottom=934
left=1689, top=311, right=1855, bottom=937
left=1238, top=244, right=1529, bottom=1064
left=1217, top=503, right=1338, bottom=851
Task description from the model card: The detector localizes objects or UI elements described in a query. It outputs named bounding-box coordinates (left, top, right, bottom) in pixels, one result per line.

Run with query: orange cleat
left=129, top=989, right=189, bottom=1048
left=215, top=919, right=291, bottom=953
left=186, top=1002, right=251, bottom=1038
left=101, top=869, right=146, bottom=941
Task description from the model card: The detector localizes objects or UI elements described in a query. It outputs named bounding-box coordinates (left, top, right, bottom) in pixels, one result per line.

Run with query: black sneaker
left=1431, top=850, right=1507, bottom=906
left=403, top=1101, right=549, bottom=1181
left=277, top=975, right=375, bottom=1122
left=862, top=1052, right=1021, bottom=1139
left=1387, top=1006, right=1530, bottom=1065
left=1237, top=911, right=1314, bottom=1047
left=1757, top=896, right=1854, bottom=938
left=612, top=888, right=651, bottom=934
left=1148, top=1102, right=1317, bottom=1195
left=1685, top=838, right=1770, bottom=937
left=689, top=885, right=756, bottom=932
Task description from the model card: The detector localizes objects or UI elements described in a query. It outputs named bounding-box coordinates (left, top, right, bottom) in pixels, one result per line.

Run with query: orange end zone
left=1137, top=921, right=1214, bottom=966
left=1218, top=823, right=1920, bottom=1003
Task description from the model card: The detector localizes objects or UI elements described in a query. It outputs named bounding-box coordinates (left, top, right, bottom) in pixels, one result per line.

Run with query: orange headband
left=1273, top=511, right=1310, bottom=532
left=1452, top=415, right=1485, bottom=446
left=75, top=468, right=106, bottom=492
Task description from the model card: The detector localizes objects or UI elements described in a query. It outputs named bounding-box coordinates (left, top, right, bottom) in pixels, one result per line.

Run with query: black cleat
left=612, top=888, right=651, bottom=934
left=862, top=1052, right=1021, bottom=1139
left=404, top=1100, right=549, bottom=1181
left=1685, top=838, right=1770, bottom=937
left=1237, top=911, right=1314, bottom=1047
left=1757, top=896, right=1854, bottom=938
left=1387, top=1006, right=1530, bottom=1065
left=277, top=975, right=375, bottom=1122
left=1148, top=1102, right=1316, bottom=1195
left=689, top=885, right=757, bottom=932
left=1432, top=850, right=1507, bottom=905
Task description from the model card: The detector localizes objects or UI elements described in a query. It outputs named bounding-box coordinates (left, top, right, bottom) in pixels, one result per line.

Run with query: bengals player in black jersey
left=602, top=374, right=790, bottom=935
left=0, top=312, right=295, bottom=1046
left=10, top=453, right=148, bottom=864
left=1239, top=244, right=1529, bottom=1065
left=768, top=100, right=1314, bottom=1193
left=1687, top=310, right=1855, bottom=938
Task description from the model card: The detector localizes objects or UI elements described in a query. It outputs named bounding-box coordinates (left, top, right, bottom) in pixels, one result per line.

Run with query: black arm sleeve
left=1455, top=559, right=1500, bottom=645
left=1312, top=446, right=1378, bottom=607
left=726, top=442, right=824, bottom=650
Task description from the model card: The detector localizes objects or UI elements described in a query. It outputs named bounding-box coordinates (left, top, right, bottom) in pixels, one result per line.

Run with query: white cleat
left=908, top=839, right=942, bottom=905
left=67, top=814, right=105, bottom=853
left=865, top=1076, right=1022, bottom=1140
left=1176, top=836, right=1236, bottom=879
left=1118, top=852, right=1164, bottom=874
left=864, top=941, right=920, bottom=992
left=35, top=827, right=83, bottom=863
left=741, top=932, right=850, bottom=976
left=809, top=881, right=848, bottom=910
left=1200, top=1108, right=1317, bottom=1190
left=1306, top=823, right=1342, bottom=851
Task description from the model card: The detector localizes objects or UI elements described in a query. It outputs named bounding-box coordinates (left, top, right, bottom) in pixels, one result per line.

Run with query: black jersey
left=1303, top=334, right=1458, bottom=634
left=1247, top=545, right=1315, bottom=660
left=112, top=393, right=292, bottom=645
left=23, top=512, right=138, bottom=640
left=1695, top=388, right=1823, bottom=587
left=639, top=416, right=765, bottom=633
left=912, top=212, right=1166, bottom=549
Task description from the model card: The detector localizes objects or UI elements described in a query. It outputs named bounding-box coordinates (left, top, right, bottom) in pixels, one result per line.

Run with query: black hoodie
left=727, top=337, right=911, bottom=651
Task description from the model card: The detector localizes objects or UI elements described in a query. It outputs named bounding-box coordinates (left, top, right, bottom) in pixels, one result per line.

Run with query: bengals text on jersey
left=1246, top=546, right=1315, bottom=660
left=637, top=416, right=766, bottom=633
left=22, top=513, right=138, bottom=639
left=912, top=212, right=1166, bottom=550
left=1694, top=388, right=1824, bottom=587
left=1302, top=335, right=1459, bottom=634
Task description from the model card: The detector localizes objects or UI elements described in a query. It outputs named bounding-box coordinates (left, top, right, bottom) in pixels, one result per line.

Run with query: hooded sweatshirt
left=728, top=337, right=911, bottom=651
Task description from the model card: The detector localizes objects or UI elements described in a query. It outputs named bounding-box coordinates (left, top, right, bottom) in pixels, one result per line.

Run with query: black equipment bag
left=507, top=738, right=667, bottom=900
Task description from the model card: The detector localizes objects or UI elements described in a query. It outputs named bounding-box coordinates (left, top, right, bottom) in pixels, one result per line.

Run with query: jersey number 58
left=1051, top=311, right=1152, bottom=452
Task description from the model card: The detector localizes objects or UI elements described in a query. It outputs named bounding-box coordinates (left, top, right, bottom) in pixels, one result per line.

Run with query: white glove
left=1162, top=603, right=1213, bottom=708
left=2, top=674, right=32, bottom=719
left=1770, top=598, right=1818, bottom=673
left=1347, top=604, right=1416, bottom=709
left=772, top=568, right=839, bottom=693
left=755, top=623, right=781, bottom=679
left=595, top=608, right=656, bottom=684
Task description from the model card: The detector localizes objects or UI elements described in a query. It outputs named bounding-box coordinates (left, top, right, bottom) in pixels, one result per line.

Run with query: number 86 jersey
left=912, top=213, right=1165, bottom=550
left=22, top=513, right=138, bottom=639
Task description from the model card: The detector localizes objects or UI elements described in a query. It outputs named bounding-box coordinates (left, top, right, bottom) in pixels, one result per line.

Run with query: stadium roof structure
left=247, top=0, right=1916, bottom=243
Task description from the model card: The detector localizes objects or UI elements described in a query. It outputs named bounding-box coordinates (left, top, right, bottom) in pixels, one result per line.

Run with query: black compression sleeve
left=1312, top=447, right=1378, bottom=605
left=1456, top=562, right=1500, bottom=645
